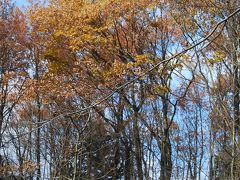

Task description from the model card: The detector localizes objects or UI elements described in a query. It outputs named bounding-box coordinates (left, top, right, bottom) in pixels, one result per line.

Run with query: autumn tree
left=0, top=0, right=238, bottom=179
left=0, top=0, right=28, bottom=177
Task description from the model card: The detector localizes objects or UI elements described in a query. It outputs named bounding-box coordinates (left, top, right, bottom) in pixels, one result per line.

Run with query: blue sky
left=15, top=0, right=29, bottom=7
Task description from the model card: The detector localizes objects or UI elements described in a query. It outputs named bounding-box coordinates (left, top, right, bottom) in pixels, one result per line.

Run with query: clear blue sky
left=15, top=0, right=29, bottom=7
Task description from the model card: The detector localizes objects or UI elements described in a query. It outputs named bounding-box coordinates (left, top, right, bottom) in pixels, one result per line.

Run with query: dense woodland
left=0, top=0, right=239, bottom=179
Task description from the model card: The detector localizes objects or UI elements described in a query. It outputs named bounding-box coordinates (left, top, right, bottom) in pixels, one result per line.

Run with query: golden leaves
left=206, top=51, right=225, bottom=65
left=27, top=0, right=198, bottom=102
left=152, top=85, right=170, bottom=95
left=134, top=54, right=150, bottom=66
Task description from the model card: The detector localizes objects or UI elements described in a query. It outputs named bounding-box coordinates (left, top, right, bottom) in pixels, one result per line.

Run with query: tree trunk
left=133, top=110, right=143, bottom=180
left=160, top=96, right=172, bottom=180
left=35, top=59, right=41, bottom=180
left=124, top=139, right=131, bottom=180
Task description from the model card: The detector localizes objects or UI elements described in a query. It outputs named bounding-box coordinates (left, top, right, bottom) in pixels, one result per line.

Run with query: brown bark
left=160, top=96, right=172, bottom=180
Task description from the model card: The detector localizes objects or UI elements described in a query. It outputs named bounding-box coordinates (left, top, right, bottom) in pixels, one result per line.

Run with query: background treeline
left=0, top=0, right=239, bottom=179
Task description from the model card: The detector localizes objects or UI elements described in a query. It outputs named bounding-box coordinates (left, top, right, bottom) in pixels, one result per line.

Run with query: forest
left=0, top=0, right=239, bottom=179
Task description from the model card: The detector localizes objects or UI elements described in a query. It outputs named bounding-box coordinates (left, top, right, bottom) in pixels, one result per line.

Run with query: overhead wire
left=3, top=7, right=240, bottom=144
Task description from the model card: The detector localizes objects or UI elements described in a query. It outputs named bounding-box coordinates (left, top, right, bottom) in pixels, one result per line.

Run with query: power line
left=3, top=7, right=240, bottom=143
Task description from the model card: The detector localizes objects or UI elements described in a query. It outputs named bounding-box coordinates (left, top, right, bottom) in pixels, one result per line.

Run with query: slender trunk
left=160, top=134, right=172, bottom=180
left=29, top=124, right=34, bottom=180
left=50, top=126, right=55, bottom=179
left=231, top=121, right=236, bottom=180
left=228, top=8, right=239, bottom=179
left=0, top=109, right=3, bottom=165
left=133, top=110, right=143, bottom=180
left=209, top=120, right=214, bottom=180
left=199, top=106, right=204, bottom=180
left=36, top=97, right=41, bottom=180
left=78, top=141, right=83, bottom=179
left=124, top=139, right=131, bottom=180
left=160, top=96, right=172, bottom=180
left=35, top=58, right=41, bottom=180
left=73, top=133, right=79, bottom=180
left=113, top=139, right=120, bottom=180
left=87, top=125, right=92, bottom=179
left=193, top=110, right=198, bottom=180
left=231, top=42, right=239, bottom=180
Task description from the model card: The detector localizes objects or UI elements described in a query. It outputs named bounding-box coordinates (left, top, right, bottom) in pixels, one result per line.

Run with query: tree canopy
left=0, top=0, right=239, bottom=179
